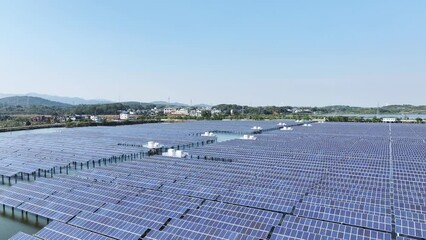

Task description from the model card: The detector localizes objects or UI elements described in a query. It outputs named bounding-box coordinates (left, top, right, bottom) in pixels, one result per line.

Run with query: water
left=0, top=127, right=238, bottom=239
left=0, top=127, right=66, bottom=136
left=0, top=131, right=242, bottom=239
left=0, top=205, right=45, bottom=239
left=216, top=133, right=243, bottom=142
left=0, top=128, right=60, bottom=239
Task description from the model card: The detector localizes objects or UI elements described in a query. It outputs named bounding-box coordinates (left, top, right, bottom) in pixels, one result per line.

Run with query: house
left=119, top=112, right=130, bottom=120
left=68, top=115, right=85, bottom=121
left=165, top=108, right=189, bottom=116
left=31, top=115, right=51, bottom=123
left=174, top=108, right=189, bottom=115
left=190, top=109, right=202, bottom=117
left=90, top=115, right=103, bottom=123
left=164, top=108, right=176, bottom=115
left=382, top=117, right=397, bottom=123
left=400, top=119, right=418, bottom=123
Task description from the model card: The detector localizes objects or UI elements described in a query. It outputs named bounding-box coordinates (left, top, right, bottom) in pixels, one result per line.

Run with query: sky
left=0, top=0, right=425, bottom=107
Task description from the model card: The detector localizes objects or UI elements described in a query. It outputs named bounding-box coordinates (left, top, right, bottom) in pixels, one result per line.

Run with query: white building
left=164, top=108, right=189, bottom=116
left=190, top=109, right=202, bottom=117
left=211, top=108, right=222, bottom=115
left=162, top=149, right=188, bottom=158
left=119, top=113, right=130, bottom=120
left=382, top=117, right=397, bottom=123
left=90, top=115, right=102, bottom=123
left=174, top=108, right=189, bottom=115
left=163, top=108, right=176, bottom=115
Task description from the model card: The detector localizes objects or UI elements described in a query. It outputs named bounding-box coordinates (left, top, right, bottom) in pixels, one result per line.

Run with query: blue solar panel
left=271, top=215, right=392, bottom=240
left=68, top=211, right=148, bottom=240
left=8, top=232, right=39, bottom=240
left=395, top=218, right=426, bottom=239
left=35, top=221, right=113, bottom=240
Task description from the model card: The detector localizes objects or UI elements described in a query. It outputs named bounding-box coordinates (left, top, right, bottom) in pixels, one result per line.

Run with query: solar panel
left=68, top=211, right=148, bottom=240
left=35, top=221, right=113, bottom=240
left=271, top=215, right=392, bottom=240
left=8, top=232, right=39, bottom=240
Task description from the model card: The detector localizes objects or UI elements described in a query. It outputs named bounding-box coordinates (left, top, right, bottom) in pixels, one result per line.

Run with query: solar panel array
left=0, top=122, right=237, bottom=184
left=2, top=121, right=425, bottom=240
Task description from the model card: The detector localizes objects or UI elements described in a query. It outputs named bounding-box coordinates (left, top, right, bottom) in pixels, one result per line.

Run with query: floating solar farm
left=1, top=121, right=425, bottom=239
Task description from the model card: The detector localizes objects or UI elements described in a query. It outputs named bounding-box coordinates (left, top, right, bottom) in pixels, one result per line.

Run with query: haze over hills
left=1, top=95, right=426, bottom=117
left=0, top=93, right=209, bottom=108
left=0, top=93, right=211, bottom=108
left=25, top=93, right=112, bottom=105
left=0, top=92, right=425, bottom=117
left=150, top=101, right=211, bottom=108
left=0, top=96, right=71, bottom=108
left=0, top=93, right=111, bottom=105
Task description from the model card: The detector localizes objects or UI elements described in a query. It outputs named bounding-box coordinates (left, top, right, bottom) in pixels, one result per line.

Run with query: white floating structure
left=295, top=120, right=304, bottom=123
left=143, top=141, right=164, bottom=149
left=277, top=122, right=287, bottom=126
left=162, top=149, right=188, bottom=158
left=303, top=123, right=312, bottom=127
left=281, top=127, right=293, bottom=131
left=251, top=126, right=263, bottom=130
left=240, top=135, right=257, bottom=140
left=201, top=132, right=216, bottom=137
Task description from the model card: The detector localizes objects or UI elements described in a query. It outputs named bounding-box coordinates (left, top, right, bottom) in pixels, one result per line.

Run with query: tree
left=201, top=110, right=211, bottom=119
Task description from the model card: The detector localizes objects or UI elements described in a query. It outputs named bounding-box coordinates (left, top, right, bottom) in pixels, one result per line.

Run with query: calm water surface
left=215, top=133, right=243, bottom=142
left=0, top=186, right=46, bottom=239
left=0, top=128, right=63, bottom=239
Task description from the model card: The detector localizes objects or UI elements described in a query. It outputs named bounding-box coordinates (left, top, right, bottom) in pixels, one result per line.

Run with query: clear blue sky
left=0, top=0, right=425, bottom=106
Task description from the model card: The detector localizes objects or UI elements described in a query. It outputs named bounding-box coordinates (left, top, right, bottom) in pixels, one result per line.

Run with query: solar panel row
left=8, top=232, right=40, bottom=240
left=35, top=221, right=113, bottom=240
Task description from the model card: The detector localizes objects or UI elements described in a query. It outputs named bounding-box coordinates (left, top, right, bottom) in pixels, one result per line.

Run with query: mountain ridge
left=0, top=93, right=111, bottom=105
left=0, top=93, right=211, bottom=107
left=1, top=95, right=425, bottom=115
left=0, top=96, right=71, bottom=108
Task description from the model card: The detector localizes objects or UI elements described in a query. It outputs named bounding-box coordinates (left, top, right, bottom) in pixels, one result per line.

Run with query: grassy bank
left=0, top=123, right=66, bottom=133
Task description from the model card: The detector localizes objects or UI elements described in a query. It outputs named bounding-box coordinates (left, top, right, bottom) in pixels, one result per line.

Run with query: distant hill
left=0, top=93, right=14, bottom=99
left=320, top=104, right=426, bottom=115
left=0, top=93, right=111, bottom=105
left=0, top=93, right=212, bottom=107
left=150, top=101, right=188, bottom=107
left=0, top=96, right=71, bottom=108
left=150, top=101, right=211, bottom=108
left=193, top=104, right=211, bottom=108
left=25, top=93, right=112, bottom=105
left=0, top=96, right=424, bottom=117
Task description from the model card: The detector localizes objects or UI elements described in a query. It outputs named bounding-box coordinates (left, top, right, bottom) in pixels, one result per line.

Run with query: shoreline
left=0, top=124, right=66, bottom=133
left=0, top=120, right=162, bottom=134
